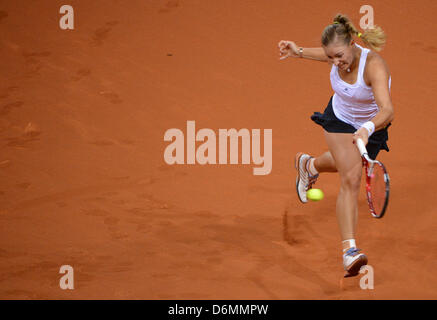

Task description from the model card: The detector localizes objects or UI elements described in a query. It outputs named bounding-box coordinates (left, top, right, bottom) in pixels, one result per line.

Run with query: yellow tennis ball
left=307, top=188, right=324, bottom=201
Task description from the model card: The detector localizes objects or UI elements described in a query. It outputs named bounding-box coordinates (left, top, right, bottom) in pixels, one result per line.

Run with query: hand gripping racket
left=356, top=138, right=390, bottom=218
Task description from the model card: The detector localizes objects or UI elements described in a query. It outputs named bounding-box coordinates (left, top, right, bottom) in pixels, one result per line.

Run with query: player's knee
left=340, top=170, right=361, bottom=191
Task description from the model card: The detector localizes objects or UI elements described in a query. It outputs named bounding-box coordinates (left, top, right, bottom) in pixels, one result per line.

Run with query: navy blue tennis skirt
left=311, top=96, right=390, bottom=160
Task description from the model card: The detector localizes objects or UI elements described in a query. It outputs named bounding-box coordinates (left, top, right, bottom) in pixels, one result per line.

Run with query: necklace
left=347, top=50, right=359, bottom=73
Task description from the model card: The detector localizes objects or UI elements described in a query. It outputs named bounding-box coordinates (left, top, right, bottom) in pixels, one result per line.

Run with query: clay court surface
left=0, top=0, right=436, bottom=299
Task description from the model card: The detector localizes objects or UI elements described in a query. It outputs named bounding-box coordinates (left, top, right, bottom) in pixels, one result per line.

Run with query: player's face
left=323, top=39, right=354, bottom=71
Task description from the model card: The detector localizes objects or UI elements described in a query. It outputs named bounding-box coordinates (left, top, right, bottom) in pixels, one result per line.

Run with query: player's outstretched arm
left=278, top=40, right=328, bottom=62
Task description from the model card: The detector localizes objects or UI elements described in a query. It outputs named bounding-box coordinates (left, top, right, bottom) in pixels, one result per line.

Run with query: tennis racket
left=356, top=138, right=390, bottom=219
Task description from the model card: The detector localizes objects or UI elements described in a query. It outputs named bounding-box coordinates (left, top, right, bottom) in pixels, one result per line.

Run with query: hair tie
left=333, top=21, right=339, bottom=25
left=358, top=32, right=362, bottom=38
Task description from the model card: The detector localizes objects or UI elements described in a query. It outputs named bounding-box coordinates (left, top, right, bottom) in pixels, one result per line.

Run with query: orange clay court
left=0, top=0, right=436, bottom=299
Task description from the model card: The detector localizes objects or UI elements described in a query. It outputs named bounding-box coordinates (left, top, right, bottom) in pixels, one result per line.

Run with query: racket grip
left=356, top=138, right=368, bottom=156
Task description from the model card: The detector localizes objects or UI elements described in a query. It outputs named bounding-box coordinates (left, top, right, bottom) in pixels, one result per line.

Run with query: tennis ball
left=307, top=188, right=324, bottom=201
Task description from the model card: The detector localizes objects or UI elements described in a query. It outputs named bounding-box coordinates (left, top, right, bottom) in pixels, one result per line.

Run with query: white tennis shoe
left=343, top=247, right=368, bottom=277
left=295, top=152, right=319, bottom=203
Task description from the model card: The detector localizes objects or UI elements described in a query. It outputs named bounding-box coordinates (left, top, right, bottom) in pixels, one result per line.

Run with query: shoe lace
left=345, top=247, right=361, bottom=257
left=307, top=173, right=319, bottom=190
left=305, top=157, right=318, bottom=190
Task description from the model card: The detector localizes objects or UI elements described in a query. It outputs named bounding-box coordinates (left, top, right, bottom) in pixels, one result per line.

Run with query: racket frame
left=356, top=139, right=390, bottom=218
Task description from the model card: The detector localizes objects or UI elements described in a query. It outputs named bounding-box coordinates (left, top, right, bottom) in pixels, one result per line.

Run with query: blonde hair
left=321, top=13, right=386, bottom=51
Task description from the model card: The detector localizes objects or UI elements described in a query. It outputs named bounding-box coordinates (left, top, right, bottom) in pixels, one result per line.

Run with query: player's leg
left=324, top=132, right=361, bottom=239
left=324, top=131, right=367, bottom=276
left=314, top=151, right=337, bottom=173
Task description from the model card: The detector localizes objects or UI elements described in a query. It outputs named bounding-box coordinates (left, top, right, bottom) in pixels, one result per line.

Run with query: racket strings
left=369, top=164, right=387, bottom=214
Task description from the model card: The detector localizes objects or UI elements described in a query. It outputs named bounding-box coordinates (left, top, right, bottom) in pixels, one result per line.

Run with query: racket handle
left=356, top=138, right=368, bottom=156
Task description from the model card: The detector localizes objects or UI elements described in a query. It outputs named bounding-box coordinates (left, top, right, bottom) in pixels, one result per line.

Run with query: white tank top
left=330, top=44, right=391, bottom=129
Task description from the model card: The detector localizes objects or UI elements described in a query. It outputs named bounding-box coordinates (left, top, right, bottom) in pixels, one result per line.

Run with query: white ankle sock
left=306, top=158, right=318, bottom=176
left=342, top=239, right=356, bottom=252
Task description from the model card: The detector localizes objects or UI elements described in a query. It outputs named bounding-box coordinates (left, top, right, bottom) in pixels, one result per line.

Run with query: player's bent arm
left=301, top=47, right=329, bottom=62
left=367, top=57, right=395, bottom=131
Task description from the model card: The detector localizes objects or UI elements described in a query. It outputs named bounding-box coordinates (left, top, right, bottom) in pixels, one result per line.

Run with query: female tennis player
left=278, top=14, right=394, bottom=276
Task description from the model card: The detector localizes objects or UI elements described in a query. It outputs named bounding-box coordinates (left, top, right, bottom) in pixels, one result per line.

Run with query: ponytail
left=322, top=13, right=386, bottom=52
